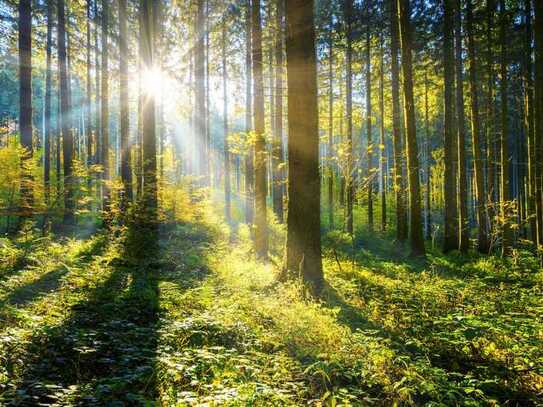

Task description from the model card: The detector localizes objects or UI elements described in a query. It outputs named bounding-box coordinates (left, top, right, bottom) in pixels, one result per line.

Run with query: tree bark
left=273, top=0, right=285, bottom=223
left=328, top=30, right=334, bottom=229
left=389, top=0, right=407, bottom=241
left=466, top=0, right=489, bottom=253
left=443, top=0, right=459, bottom=252
left=455, top=0, right=468, bottom=253
left=397, top=0, right=425, bottom=256
left=222, top=18, right=231, bottom=222
left=285, top=0, right=323, bottom=292
left=366, top=3, right=373, bottom=231
left=344, top=0, right=354, bottom=236
left=45, top=0, right=53, bottom=203
left=534, top=0, right=543, bottom=247
left=245, top=0, right=254, bottom=225
left=119, top=0, right=132, bottom=205
left=252, top=0, right=268, bottom=259
left=101, top=0, right=110, bottom=211
left=379, top=32, right=386, bottom=232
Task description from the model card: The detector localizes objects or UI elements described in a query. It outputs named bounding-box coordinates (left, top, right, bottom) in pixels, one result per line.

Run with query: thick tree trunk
left=398, top=0, right=425, bottom=256
left=141, top=0, right=157, bottom=225
left=19, top=0, right=33, bottom=214
left=245, top=0, right=254, bottom=225
left=389, top=0, right=407, bottom=241
left=424, top=73, right=431, bottom=240
left=58, top=0, right=74, bottom=223
left=466, top=0, right=489, bottom=253
left=45, top=0, right=53, bottom=203
left=499, top=0, right=511, bottom=255
left=455, top=0, right=468, bottom=253
left=119, top=0, right=132, bottom=205
left=273, top=0, right=285, bottom=223
left=285, top=0, right=323, bottom=292
left=443, top=0, right=458, bottom=252
left=252, top=0, right=268, bottom=259
left=222, top=18, right=231, bottom=222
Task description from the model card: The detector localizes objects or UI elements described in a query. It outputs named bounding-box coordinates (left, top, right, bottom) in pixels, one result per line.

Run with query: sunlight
left=141, top=67, right=163, bottom=98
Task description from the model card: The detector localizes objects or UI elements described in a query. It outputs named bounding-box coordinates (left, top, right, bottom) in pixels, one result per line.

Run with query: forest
left=0, top=0, right=542, bottom=404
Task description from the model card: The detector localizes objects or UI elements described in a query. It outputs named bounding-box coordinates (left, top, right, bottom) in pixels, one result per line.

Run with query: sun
left=141, top=67, right=164, bottom=98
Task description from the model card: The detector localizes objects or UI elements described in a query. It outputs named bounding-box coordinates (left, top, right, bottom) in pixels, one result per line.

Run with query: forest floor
left=0, top=194, right=542, bottom=406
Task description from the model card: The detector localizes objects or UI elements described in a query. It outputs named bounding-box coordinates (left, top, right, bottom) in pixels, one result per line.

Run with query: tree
left=140, top=0, right=157, bottom=226
left=344, top=0, right=354, bottom=236
left=119, top=0, right=132, bottom=205
left=466, top=0, right=489, bottom=253
left=195, top=0, right=206, bottom=181
left=455, top=0, right=468, bottom=253
left=252, top=0, right=268, bottom=259
left=397, top=0, right=425, bottom=256
left=44, top=0, right=53, bottom=203
left=284, top=0, right=323, bottom=291
left=273, top=0, right=285, bottom=223
left=245, top=0, right=254, bottom=225
left=534, top=0, right=543, bottom=247
left=222, top=16, right=231, bottom=222
left=86, top=0, right=92, bottom=179
left=498, top=0, right=511, bottom=255
left=379, top=32, right=386, bottom=232
left=443, top=0, right=458, bottom=252
left=486, top=0, right=496, bottom=236
left=101, top=0, right=110, bottom=211
left=366, top=1, right=373, bottom=231
left=19, top=0, right=32, bottom=215
left=58, top=0, right=74, bottom=223
left=328, top=27, right=334, bottom=229
left=389, top=0, right=407, bottom=242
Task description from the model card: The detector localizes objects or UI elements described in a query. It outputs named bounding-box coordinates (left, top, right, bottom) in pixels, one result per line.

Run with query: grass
left=0, top=194, right=542, bottom=405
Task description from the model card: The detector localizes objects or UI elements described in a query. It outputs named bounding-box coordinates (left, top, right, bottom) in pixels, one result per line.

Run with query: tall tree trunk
left=204, top=0, right=211, bottom=185
left=486, top=0, right=496, bottom=237
left=344, top=0, right=354, bottom=235
left=455, top=0, right=468, bottom=252
left=273, top=0, right=285, bottom=223
left=222, top=18, right=231, bottom=222
left=195, top=0, right=206, bottom=181
left=252, top=0, right=268, bottom=259
left=284, top=0, right=323, bottom=292
left=119, top=0, right=132, bottom=205
left=328, top=30, right=334, bottom=229
left=398, top=0, right=425, bottom=256
left=533, top=0, right=543, bottom=247
left=19, top=0, right=33, bottom=215
left=424, top=73, right=432, bottom=239
left=389, top=0, right=407, bottom=241
left=366, top=6, right=373, bottom=231
left=379, top=32, right=386, bottom=232
left=45, top=0, right=53, bottom=203
left=499, top=0, right=511, bottom=255
left=466, top=0, right=489, bottom=253
left=86, top=0, right=92, bottom=175
left=522, top=0, right=535, bottom=245
left=94, top=0, right=101, bottom=171
left=141, top=0, right=157, bottom=227
left=245, top=0, right=254, bottom=225
left=101, top=0, right=110, bottom=212
left=58, top=0, right=74, bottom=223
left=443, top=0, right=458, bottom=252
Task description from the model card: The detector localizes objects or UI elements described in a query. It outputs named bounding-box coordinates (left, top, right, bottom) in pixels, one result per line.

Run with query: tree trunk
left=424, top=73, right=431, bottom=240
left=466, top=0, right=489, bottom=253
left=86, top=0, right=92, bottom=176
left=455, top=0, right=468, bottom=252
left=533, top=0, right=543, bottom=247
left=252, top=0, right=268, bottom=259
left=499, top=0, right=511, bottom=255
left=19, top=0, right=33, bottom=215
left=328, top=30, right=334, bottom=229
left=284, top=0, right=323, bottom=292
left=245, top=0, right=254, bottom=225
left=141, top=0, right=157, bottom=226
left=486, top=0, right=496, bottom=237
left=101, top=0, right=110, bottom=212
left=344, top=0, right=354, bottom=236
left=222, top=18, right=231, bottom=222
left=45, top=0, right=53, bottom=203
left=379, top=32, right=386, bottom=232
left=443, top=0, right=458, bottom=252
left=366, top=5, right=373, bottom=231
left=195, top=0, right=206, bottom=181
left=58, top=0, right=74, bottom=223
left=119, top=0, right=132, bottom=205
left=389, top=0, right=407, bottom=241
left=398, top=0, right=425, bottom=256
left=273, top=0, right=285, bottom=223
